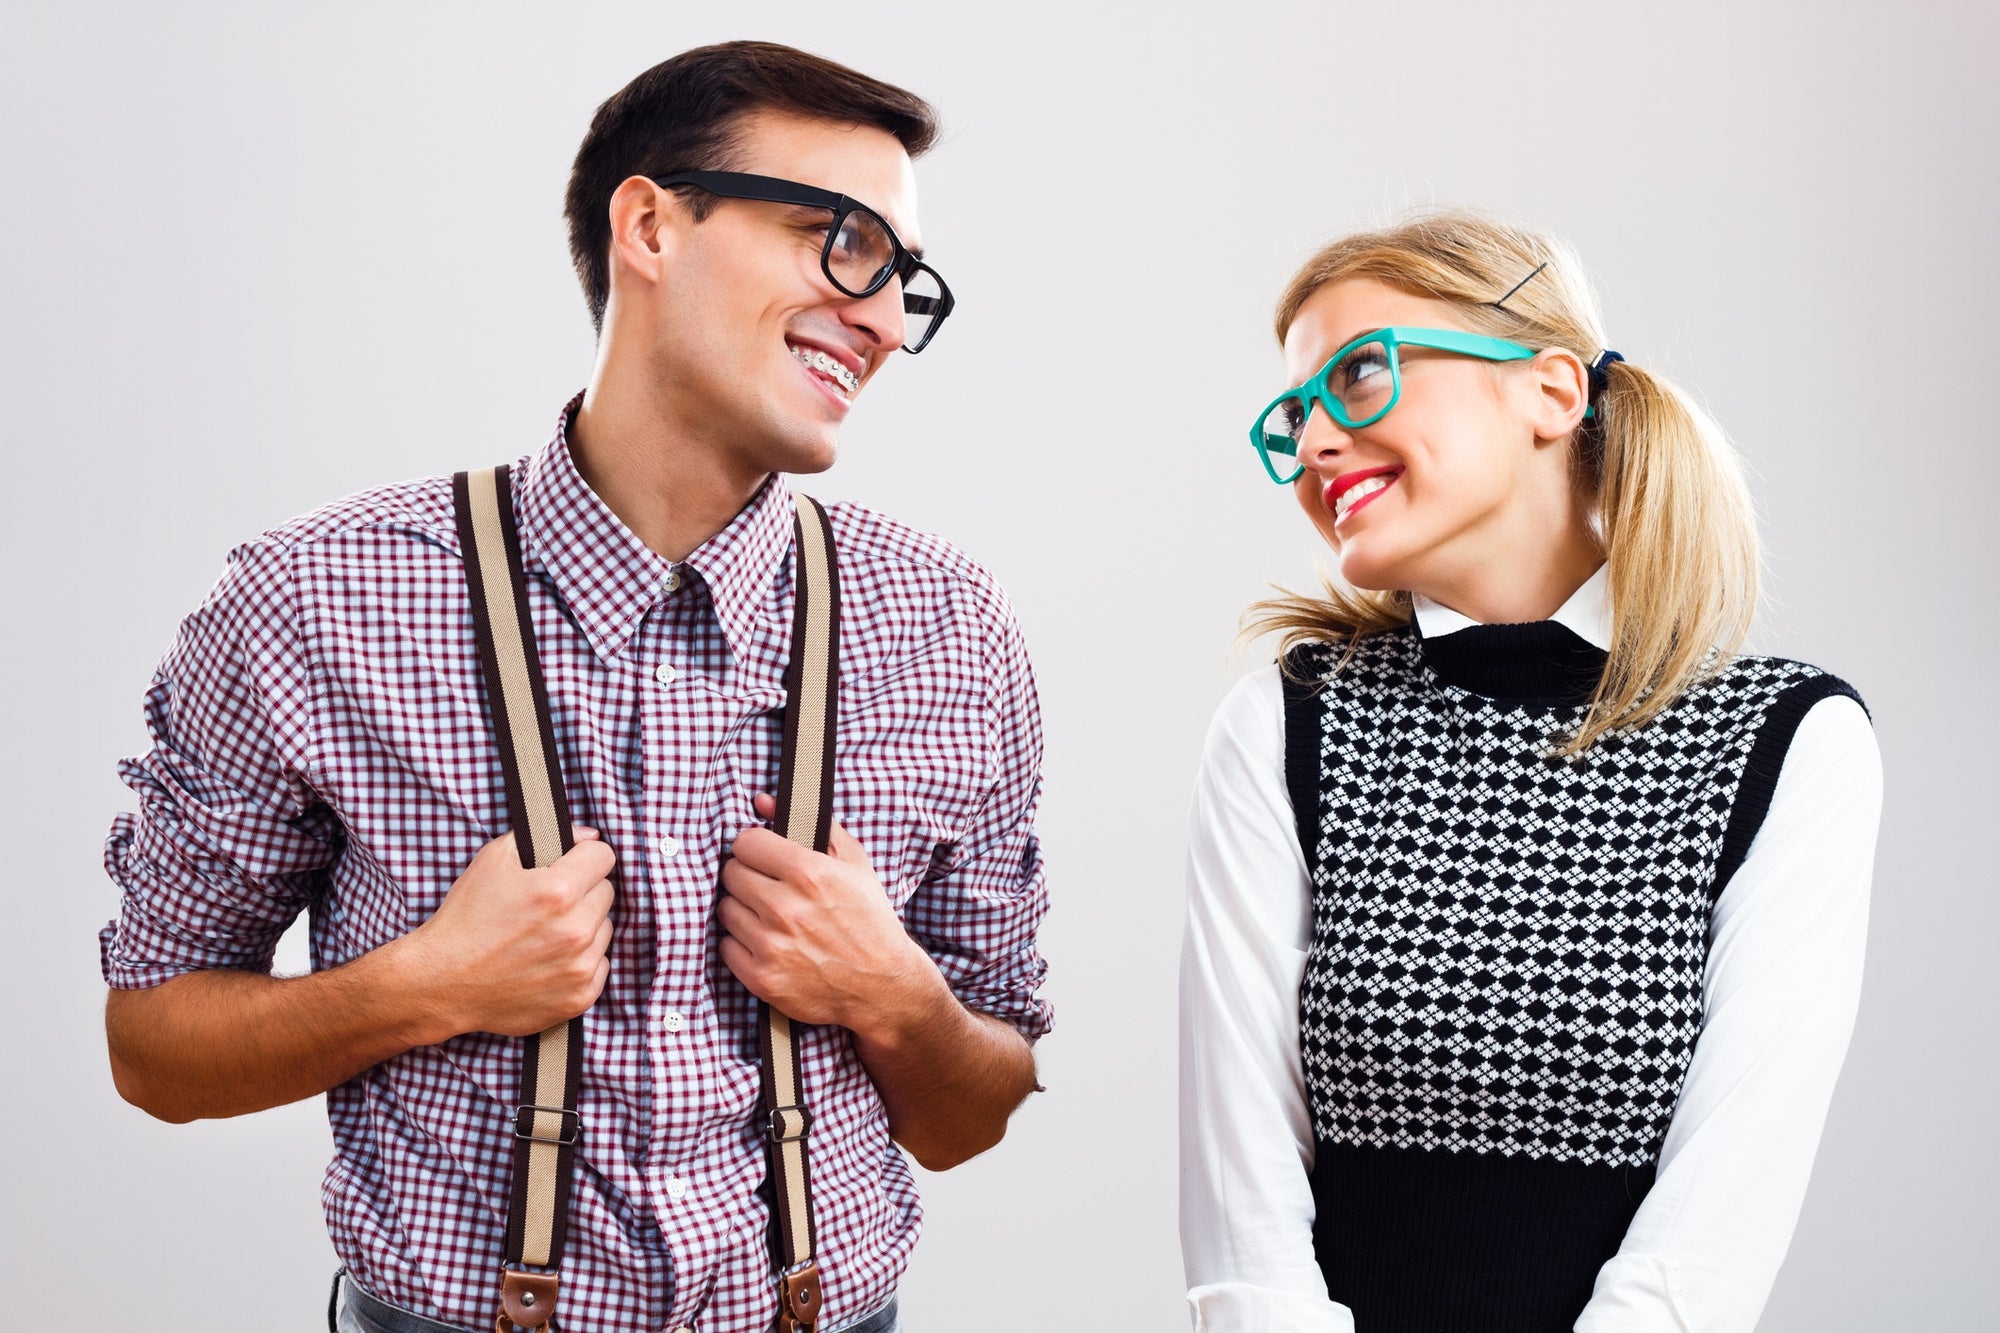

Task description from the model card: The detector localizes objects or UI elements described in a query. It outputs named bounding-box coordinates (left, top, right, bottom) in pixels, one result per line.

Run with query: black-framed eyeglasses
left=652, top=170, right=955, bottom=353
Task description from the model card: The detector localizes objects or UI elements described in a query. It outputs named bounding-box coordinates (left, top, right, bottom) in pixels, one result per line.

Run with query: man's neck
left=567, top=372, right=771, bottom=563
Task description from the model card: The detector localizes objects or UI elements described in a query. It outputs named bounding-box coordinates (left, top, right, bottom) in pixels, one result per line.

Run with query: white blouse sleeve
left=1180, top=665, right=1355, bottom=1333
left=1576, top=693, right=1882, bottom=1332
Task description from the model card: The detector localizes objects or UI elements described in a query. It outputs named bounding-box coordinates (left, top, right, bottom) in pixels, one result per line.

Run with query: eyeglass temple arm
left=654, top=171, right=848, bottom=213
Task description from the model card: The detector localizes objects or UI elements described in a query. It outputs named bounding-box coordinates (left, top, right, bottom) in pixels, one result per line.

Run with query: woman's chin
left=1334, top=545, right=1401, bottom=593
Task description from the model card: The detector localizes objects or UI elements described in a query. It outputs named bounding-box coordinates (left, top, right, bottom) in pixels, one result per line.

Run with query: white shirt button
left=654, top=661, right=678, bottom=685
left=663, top=1010, right=686, bottom=1033
left=662, top=568, right=682, bottom=593
left=658, top=834, right=682, bottom=859
left=665, top=1176, right=688, bottom=1201
left=671, top=1327, right=693, bottom=1333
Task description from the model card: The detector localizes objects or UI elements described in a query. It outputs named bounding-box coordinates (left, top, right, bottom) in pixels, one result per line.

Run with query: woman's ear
left=1526, top=347, right=1590, bottom=446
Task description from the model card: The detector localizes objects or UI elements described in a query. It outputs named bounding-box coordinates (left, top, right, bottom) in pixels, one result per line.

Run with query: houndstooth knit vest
left=1282, top=617, right=1859, bottom=1333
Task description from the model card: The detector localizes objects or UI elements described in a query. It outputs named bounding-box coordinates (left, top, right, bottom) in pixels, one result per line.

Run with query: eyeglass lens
left=825, top=209, right=898, bottom=295
left=1253, top=339, right=1396, bottom=477
left=1254, top=397, right=1309, bottom=476
left=824, top=208, right=945, bottom=351
left=898, top=267, right=945, bottom=351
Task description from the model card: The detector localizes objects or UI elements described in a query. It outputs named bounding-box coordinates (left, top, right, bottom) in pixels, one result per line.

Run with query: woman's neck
left=1413, top=526, right=1604, bottom=627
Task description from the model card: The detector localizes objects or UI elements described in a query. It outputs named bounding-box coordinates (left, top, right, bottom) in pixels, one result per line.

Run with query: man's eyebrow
left=873, top=205, right=922, bottom=259
left=794, top=194, right=924, bottom=258
left=880, top=211, right=923, bottom=260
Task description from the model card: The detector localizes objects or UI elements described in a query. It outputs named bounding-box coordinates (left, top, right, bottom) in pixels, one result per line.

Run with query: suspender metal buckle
left=513, top=1104, right=582, bottom=1147
left=765, top=1103, right=814, bottom=1144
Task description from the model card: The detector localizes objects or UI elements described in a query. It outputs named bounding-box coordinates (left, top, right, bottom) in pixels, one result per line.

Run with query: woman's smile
left=1326, top=466, right=1404, bottom=526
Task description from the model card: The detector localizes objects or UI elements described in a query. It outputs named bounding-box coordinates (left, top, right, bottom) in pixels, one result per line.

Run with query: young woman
left=1178, top=212, right=1881, bottom=1333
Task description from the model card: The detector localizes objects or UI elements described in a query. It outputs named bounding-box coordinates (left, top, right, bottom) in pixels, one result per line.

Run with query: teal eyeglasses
left=1249, top=326, right=1587, bottom=485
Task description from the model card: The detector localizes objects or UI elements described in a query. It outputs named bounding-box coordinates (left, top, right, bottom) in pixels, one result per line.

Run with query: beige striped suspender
left=761, top=490, right=839, bottom=1333
left=454, top=466, right=836, bottom=1333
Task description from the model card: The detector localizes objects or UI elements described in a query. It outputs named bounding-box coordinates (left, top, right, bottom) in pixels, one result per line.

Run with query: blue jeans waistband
left=330, top=1270, right=478, bottom=1333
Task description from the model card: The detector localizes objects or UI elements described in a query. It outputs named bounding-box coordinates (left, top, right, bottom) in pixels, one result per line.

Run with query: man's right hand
left=106, top=826, right=619, bottom=1123
left=404, top=827, right=618, bottom=1038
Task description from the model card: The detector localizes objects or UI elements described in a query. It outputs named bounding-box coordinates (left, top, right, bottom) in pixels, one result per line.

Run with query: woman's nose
left=1297, top=406, right=1354, bottom=473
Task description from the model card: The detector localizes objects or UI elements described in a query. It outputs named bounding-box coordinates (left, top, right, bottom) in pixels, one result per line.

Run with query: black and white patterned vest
left=1282, top=618, right=1859, bottom=1333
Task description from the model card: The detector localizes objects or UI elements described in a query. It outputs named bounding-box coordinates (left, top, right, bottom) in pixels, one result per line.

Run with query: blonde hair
left=1247, top=209, right=1760, bottom=754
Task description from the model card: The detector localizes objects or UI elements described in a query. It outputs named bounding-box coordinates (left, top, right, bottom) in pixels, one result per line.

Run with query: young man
left=99, top=42, right=1050, bottom=1333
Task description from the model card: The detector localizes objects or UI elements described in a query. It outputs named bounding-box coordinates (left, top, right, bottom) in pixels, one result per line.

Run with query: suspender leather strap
left=454, top=467, right=837, bottom=1333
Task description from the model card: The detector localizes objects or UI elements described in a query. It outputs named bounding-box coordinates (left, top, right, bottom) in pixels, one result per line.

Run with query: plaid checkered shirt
left=99, top=397, right=1053, bottom=1332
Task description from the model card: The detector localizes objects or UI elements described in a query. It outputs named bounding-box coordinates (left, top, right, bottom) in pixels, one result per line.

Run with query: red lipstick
left=1324, top=466, right=1403, bottom=523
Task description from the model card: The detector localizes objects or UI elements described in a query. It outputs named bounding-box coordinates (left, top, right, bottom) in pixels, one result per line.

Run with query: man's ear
left=1527, top=346, right=1590, bottom=446
left=605, top=176, right=684, bottom=291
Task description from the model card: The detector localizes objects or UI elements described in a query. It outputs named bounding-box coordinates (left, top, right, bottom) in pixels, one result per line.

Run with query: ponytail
left=1576, top=360, right=1758, bottom=752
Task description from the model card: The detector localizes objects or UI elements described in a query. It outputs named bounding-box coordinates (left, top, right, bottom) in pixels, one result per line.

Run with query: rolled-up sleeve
left=898, top=584, right=1052, bottom=1043
left=100, top=537, right=341, bottom=989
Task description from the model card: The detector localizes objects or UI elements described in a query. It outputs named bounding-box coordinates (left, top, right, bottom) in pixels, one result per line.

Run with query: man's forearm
left=107, top=830, right=619, bottom=1124
left=105, top=937, right=448, bottom=1123
left=848, top=966, right=1038, bottom=1171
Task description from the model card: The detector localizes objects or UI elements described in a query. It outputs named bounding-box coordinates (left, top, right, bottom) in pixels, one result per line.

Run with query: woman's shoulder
left=1706, top=657, right=1882, bottom=899
left=1693, top=653, right=1880, bottom=874
left=1704, top=648, right=1872, bottom=732
left=1206, top=661, right=1287, bottom=754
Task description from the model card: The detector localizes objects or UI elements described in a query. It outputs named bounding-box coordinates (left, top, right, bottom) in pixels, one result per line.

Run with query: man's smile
left=787, top=338, right=860, bottom=396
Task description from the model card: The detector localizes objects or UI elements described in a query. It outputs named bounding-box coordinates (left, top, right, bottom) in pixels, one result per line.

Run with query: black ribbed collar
left=1414, top=616, right=1607, bottom=706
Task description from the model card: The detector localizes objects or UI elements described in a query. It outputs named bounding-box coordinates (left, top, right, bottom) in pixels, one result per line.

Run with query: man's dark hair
left=565, top=41, right=939, bottom=334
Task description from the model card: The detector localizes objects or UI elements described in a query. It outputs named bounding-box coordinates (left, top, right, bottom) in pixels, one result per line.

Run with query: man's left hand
left=718, top=793, right=944, bottom=1033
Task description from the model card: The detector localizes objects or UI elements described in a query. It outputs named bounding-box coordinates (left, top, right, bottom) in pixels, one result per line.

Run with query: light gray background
left=6, top=2, right=1995, bottom=1328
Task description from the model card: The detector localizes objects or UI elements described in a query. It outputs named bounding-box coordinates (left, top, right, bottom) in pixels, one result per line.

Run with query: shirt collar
left=512, top=394, right=797, bottom=666
left=1411, top=562, right=1613, bottom=650
left=681, top=472, right=796, bottom=666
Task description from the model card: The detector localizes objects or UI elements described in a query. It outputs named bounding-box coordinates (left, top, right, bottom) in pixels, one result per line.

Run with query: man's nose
left=843, top=276, right=908, bottom=353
